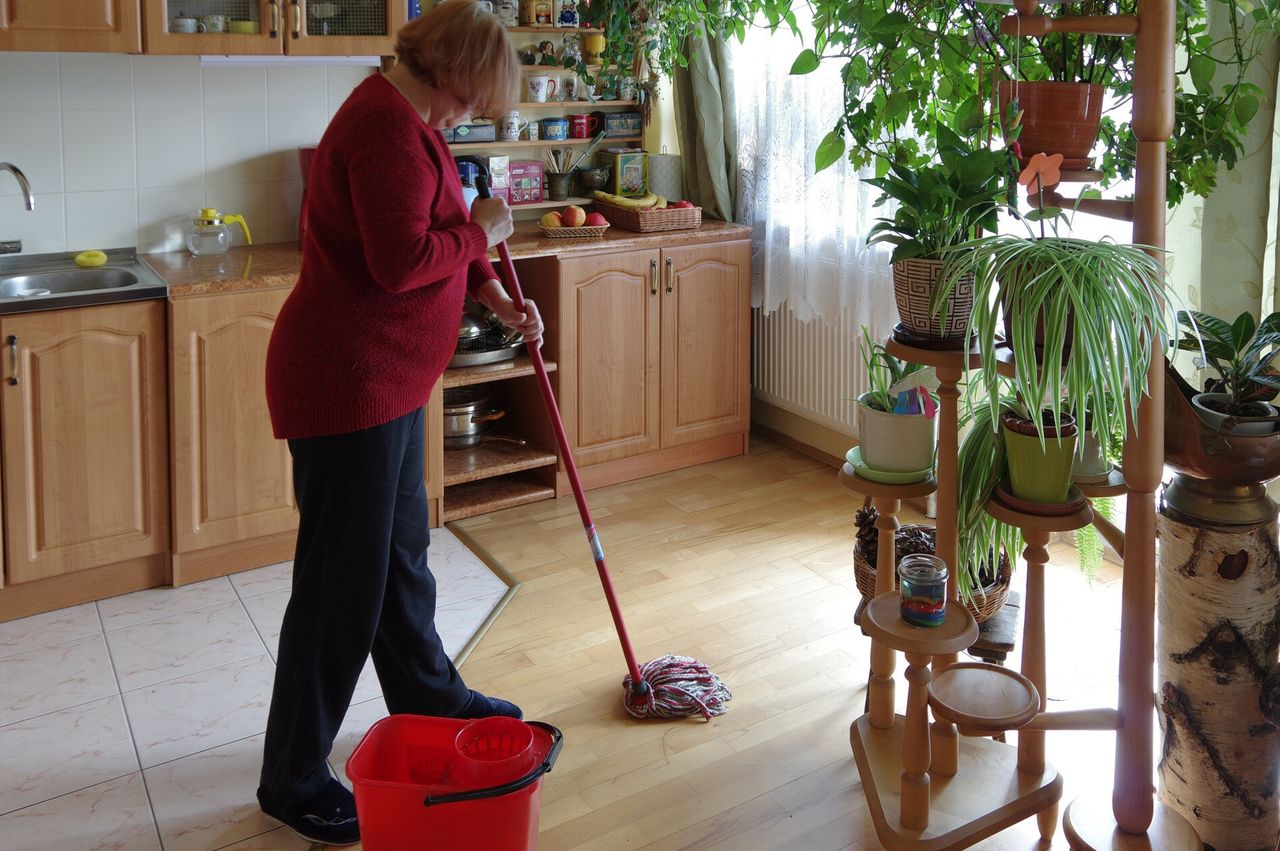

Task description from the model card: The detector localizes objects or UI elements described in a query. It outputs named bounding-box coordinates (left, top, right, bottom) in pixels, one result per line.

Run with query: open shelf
left=443, top=438, right=558, bottom=486
left=506, top=25, right=583, bottom=32
left=514, top=100, right=638, bottom=108
left=511, top=197, right=593, bottom=211
left=448, top=136, right=641, bottom=152
left=444, top=355, right=557, bottom=389
left=443, top=473, right=556, bottom=522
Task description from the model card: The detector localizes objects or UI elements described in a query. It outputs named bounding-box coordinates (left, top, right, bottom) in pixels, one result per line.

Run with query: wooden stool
left=928, top=662, right=1040, bottom=738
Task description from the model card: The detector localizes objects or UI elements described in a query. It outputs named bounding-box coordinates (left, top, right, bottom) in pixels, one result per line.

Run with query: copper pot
left=998, top=80, right=1104, bottom=161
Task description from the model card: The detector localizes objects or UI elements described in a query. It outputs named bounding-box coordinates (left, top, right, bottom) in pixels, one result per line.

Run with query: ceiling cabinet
left=0, top=0, right=143, bottom=52
left=142, top=0, right=404, bottom=56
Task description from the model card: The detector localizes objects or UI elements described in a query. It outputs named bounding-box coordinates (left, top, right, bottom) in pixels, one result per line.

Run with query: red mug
left=568, top=113, right=602, bottom=139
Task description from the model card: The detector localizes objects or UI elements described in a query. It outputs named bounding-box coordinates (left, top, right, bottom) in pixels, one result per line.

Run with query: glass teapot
left=187, top=208, right=252, bottom=256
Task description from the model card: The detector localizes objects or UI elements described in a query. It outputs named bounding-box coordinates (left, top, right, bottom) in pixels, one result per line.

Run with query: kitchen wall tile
left=265, top=178, right=303, bottom=244
left=132, top=55, right=202, bottom=110
left=0, top=53, right=60, bottom=111
left=0, top=695, right=137, bottom=816
left=137, top=185, right=198, bottom=254
left=62, top=110, right=136, bottom=193
left=59, top=54, right=133, bottom=111
left=327, top=65, right=372, bottom=118
left=105, top=599, right=265, bottom=692
left=65, top=190, right=138, bottom=252
left=203, top=107, right=269, bottom=185
left=0, top=772, right=160, bottom=851
left=202, top=65, right=267, bottom=111
left=135, top=108, right=204, bottom=189
left=97, top=576, right=238, bottom=632
left=0, top=193, right=65, bottom=255
left=204, top=181, right=270, bottom=247
left=266, top=107, right=328, bottom=182
left=0, top=634, right=118, bottom=728
left=145, top=733, right=276, bottom=851
left=267, top=65, right=329, bottom=109
left=122, top=654, right=275, bottom=768
left=0, top=111, right=63, bottom=198
left=0, top=603, right=100, bottom=662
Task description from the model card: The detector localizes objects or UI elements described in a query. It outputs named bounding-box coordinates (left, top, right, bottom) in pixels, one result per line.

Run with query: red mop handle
left=485, top=222, right=646, bottom=692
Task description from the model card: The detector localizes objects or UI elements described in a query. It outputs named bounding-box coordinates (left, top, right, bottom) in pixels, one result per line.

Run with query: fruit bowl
left=539, top=224, right=610, bottom=239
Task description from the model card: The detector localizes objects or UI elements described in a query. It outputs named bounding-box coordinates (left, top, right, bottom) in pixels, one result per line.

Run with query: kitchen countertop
left=144, top=219, right=751, bottom=297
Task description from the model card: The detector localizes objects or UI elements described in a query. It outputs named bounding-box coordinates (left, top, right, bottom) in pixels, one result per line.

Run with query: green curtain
left=671, top=29, right=738, bottom=221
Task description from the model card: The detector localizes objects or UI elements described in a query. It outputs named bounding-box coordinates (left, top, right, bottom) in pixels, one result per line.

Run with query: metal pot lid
left=443, top=386, right=491, bottom=412
left=458, top=314, right=487, bottom=341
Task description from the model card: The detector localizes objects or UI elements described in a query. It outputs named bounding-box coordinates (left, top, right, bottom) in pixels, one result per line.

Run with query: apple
left=539, top=211, right=563, bottom=228
left=584, top=212, right=608, bottom=227
left=561, top=205, right=587, bottom=227
left=671, top=200, right=695, bottom=209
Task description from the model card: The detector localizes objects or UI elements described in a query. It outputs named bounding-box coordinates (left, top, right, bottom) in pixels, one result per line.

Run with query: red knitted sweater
left=266, top=74, right=497, bottom=439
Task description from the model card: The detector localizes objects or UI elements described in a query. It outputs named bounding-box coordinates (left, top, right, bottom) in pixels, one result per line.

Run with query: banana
left=653, top=195, right=668, bottom=209
left=592, top=190, right=658, bottom=209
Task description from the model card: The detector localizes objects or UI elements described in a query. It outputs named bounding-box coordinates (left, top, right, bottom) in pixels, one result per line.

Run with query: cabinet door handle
left=291, top=1, right=301, bottom=38
left=268, top=0, right=280, bottom=37
left=649, top=258, right=658, bottom=295
left=7, top=335, right=17, bottom=386
left=664, top=256, right=674, bottom=294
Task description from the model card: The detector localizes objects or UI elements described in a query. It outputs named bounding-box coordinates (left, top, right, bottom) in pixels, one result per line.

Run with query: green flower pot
left=1002, top=411, right=1078, bottom=504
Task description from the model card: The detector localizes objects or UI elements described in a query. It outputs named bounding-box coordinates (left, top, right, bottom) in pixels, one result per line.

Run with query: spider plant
left=859, top=327, right=928, bottom=413
left=936, top=225, right=1174, bottom=451
left=956, top=393, right=1023, bottom=602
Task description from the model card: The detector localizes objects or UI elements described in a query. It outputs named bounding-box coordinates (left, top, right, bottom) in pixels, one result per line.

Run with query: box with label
left=451, top=120, right=496, bottom=144
left=480, top=155, right=510, bottom=189
left=603, top=111, right=643, bottom=138
left=600, top=150, right=647, bottom=197
left=509, top=160, right=544, bottom=205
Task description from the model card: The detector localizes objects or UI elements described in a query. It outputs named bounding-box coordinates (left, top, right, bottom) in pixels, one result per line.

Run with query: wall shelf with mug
left=142, top=0, right=405, bottom=56
left=447, top=136, right=639, bottom=152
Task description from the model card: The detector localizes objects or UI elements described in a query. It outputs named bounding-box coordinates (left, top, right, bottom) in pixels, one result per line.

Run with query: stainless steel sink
left=0, top=250, right=166, bottom=314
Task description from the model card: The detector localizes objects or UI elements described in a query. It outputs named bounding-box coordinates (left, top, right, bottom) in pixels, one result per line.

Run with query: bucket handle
left=423, top=721, right=563, bottom=807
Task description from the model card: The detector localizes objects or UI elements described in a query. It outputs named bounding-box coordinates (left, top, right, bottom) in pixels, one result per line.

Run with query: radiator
left=751, top=304, right=867, bottom=435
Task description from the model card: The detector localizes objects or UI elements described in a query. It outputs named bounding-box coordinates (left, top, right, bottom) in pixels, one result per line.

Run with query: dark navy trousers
left=259, top=408, right=470, bottom=807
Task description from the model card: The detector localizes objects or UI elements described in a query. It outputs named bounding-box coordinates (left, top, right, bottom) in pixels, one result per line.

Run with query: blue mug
left=540, top=117, right=569, bottom=141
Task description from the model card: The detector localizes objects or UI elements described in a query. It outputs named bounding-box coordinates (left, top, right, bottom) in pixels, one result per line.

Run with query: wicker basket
left=593, top=200, right=702, bottom=232
left=540, top=224, right=610, bottom=239
left=854, top=525, right=1012, bottom=625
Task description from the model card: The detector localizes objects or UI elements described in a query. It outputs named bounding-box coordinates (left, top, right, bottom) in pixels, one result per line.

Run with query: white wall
left=0, top=52, right=373, bottom=256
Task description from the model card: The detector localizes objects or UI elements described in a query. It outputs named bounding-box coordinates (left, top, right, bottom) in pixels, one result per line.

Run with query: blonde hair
left=394, top=0, right=520, bottom=118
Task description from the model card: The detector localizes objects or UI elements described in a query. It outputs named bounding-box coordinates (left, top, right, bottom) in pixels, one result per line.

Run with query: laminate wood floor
left=451, top=436, right=1130, bottom=851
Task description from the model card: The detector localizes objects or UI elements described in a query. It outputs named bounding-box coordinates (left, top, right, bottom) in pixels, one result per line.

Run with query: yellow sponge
left=74, top=250, right=107, bottom=268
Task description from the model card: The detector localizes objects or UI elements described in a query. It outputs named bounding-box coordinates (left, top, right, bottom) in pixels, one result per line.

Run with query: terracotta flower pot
left=892, top=258, right=974, bottom=349
left=1002, top=410, right=1078, bottom=504
left=998, top=80, right=1104, bottom=161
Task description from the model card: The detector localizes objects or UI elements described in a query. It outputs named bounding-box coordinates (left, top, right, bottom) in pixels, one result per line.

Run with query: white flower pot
left=1072, top=430, right=1111, bottom=482
left=1191, top=392, right=1278, bottom=436
left=856, top=392, right=938, bottom=473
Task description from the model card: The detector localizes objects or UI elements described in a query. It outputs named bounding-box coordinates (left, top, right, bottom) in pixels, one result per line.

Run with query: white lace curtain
left=732, top=25, right=897, bottom=333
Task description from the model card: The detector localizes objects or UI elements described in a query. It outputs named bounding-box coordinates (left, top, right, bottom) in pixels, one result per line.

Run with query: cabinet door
left=284, top=0, right=404, bottom=56
left=1, top=302, right=168, bottom=585
left=558, top=249, right=661, bottom=466
left=142, top=0, right=283, bottom=55
left=0, top=0, right=141, bottom=52
left=659, top=241, right=751, bottom=448
left=170, top=289, right=296, bottom=555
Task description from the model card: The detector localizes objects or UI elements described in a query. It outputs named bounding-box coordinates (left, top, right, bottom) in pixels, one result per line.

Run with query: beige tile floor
left=0, top=528, right=509, bottom=851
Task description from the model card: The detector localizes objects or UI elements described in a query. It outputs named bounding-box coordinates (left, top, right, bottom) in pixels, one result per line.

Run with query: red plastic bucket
left=346, top=714, right=562, bottom=851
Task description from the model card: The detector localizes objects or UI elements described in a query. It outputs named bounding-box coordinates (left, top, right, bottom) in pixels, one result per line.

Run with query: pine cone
left=896, top=526, right=936, bottom=561
left=854, top=499, right=878, bottom=561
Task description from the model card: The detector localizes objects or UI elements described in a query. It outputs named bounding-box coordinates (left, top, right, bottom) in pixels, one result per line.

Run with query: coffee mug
left=561, top=76, right=578, bottom=101
left=197, top=14, right=227, bottom=32
left=540, top=117, right=569, bottom=141
left=568, top=113, right=601, bottom=139
left=228, top=19, right=259, bottom=33
left=500, top=110, right=530, bottom=142
left=171, top=16, right=198, bottom=32
left=526, top=74, right=557, bottom=103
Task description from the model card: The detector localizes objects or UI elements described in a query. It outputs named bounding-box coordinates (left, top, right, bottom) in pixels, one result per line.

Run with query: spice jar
left=898, top=554, right=948, bottom=628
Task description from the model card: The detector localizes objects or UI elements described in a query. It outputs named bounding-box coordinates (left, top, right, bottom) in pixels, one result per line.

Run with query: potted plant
left=955, top=395, right=1023, bottom=603
left=865, top=127, right=1015, bottom=348
left=853, top=328, right=936, bottom=479
left=1176, top=309, right=1280, bottom=436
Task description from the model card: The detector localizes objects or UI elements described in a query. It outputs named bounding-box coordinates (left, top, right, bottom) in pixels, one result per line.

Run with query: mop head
left=622, top=655, right=732, bottom=720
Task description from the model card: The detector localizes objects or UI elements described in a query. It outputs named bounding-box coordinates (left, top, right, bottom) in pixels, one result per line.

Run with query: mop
left=466, top=164, right=731, bottom=720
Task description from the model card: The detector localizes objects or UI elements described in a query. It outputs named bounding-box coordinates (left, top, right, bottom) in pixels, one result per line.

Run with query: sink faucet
left=1, top=162, right=35, bottom=255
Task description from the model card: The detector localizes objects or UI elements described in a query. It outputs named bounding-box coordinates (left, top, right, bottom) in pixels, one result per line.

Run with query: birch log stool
left=1156, top=510, right=1280, bottom=851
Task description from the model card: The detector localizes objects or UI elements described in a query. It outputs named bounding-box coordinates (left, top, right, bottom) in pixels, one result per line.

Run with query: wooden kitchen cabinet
left=0, top=0, right=142, bottom=52
left=142, top=0, right=405, bottom=56
left=169, top=287, right=297, bottom=584
left=0, top=301, right=169, bottom=620
left=540, top=237, right=751, bottom=489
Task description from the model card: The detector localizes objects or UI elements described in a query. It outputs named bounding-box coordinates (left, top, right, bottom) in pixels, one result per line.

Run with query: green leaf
left=790, top=49, right=820, bottom=76
left=1232, top=310, right=1258, bottom=351
left=1190, top=55, right=1216, bottom=94
left=1235, top=94, right=1260, bottom=127
left=875, top=156, right=891, bottom=179
left=815, top=130, right=846, bottom=173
